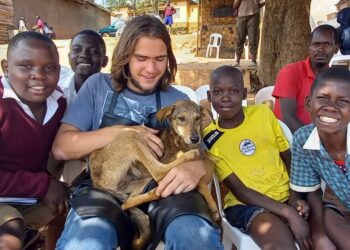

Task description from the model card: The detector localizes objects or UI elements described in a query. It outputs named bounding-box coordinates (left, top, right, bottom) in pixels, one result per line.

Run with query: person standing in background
left=232, top=0, right=265, bottom=67
left=164, top=1, right=176, bottom=34
left=32, top=16, right=44, bottom=34
left=18, top=17, right=27, bottom=32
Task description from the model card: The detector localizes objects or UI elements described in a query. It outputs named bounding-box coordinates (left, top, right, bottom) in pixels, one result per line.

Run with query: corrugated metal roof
left=0, top=0, right=14, bottom=44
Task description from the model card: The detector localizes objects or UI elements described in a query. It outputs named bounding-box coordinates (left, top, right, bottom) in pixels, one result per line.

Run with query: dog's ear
left=200, top=106, right=213, bottom=130
left=156, top=105, right=175, bottom=121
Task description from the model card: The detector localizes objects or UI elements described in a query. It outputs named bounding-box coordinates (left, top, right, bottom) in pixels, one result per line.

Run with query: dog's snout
left=190, top=135, right=200, bottom=144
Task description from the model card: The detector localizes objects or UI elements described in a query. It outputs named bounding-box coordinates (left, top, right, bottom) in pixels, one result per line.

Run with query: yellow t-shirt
left=203, top=105, right=290, bottom=208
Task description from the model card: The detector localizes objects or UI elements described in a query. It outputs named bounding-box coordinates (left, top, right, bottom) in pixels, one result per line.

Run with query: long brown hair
left=110, top=15, right=177, bottom=92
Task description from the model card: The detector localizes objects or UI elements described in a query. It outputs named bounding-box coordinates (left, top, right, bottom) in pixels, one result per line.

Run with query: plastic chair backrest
left=209, top=33, right=222, bottom=46
left=329, top=54, right=350, bottom=67
left=278, top=119, right=293, bottom=146
left=195, top=84, right=210, bottom=103
left=195, top=84, right=217, bottom=119
left=172, top=84, right=198, bottom=103
left=255, top=86, right=275, bottom=105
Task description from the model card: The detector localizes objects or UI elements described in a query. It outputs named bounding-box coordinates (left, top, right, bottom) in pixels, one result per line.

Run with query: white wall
left=310, top=0, right=338, bottom=24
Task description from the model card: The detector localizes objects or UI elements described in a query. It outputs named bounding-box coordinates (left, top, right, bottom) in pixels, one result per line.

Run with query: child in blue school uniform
left=290, top=67, right=350, bottom=250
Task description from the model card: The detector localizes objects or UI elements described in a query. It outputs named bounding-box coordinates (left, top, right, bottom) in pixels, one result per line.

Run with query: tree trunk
left=259, top=0, right=311, bottom=86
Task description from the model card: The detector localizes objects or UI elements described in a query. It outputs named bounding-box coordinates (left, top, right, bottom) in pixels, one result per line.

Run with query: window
left=173, top=8, right=180, bottom=18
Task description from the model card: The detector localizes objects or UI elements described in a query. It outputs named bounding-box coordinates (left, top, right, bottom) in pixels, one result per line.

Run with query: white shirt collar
left=58, top=67, right=76, bottom=106
left=303, top=123, right=350, bottom=154
left=1, top=76, right=64, bottom=125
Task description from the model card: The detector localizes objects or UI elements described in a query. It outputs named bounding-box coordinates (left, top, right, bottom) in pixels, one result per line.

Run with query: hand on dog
left=131, top=125, right=164, bottom=158
left=156, top=160, right=206, bottom=198
left=43, top=177, right=69, bottom=215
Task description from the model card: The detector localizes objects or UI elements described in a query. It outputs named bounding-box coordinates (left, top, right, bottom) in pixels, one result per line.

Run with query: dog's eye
left=195, top=116, right=200, bottom=121
left=177, top=116, right=185, bottom=121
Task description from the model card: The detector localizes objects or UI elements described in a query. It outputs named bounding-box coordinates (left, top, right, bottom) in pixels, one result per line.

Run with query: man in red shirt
left=163, top=1, right=176, bottom=34
left=272, top=25, right=339, bottom=133
left=32, top=16, right=44, bottom=33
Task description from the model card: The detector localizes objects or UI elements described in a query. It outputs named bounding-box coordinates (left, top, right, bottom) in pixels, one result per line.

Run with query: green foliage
left=105, top=0, right=132, bottom=10
left=102, top=0, right=165, bottom=13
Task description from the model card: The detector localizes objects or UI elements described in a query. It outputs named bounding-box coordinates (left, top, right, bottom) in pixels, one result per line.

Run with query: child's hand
left=286, top=208, right=312, bottom=250
left=296, top=199, right=310, bottom=219
left=43, top=178, right=69, bottom=215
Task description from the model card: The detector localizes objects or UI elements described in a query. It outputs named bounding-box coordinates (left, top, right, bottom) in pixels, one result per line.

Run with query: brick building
left=198, top=0, right=236, bottom=59
left=0, top=0, right=111, bottom=44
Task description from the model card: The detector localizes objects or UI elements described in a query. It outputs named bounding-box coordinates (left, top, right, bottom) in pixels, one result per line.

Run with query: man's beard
left=130, top=77, right=160, bottom=94
left=314, top=62, right=328, bottom=68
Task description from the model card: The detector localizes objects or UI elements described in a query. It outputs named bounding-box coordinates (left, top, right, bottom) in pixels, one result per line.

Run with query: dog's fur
left=89, top=99, right=218, bottom=250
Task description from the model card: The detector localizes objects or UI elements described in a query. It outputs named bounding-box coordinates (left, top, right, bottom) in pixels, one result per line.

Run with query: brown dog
left=89, top=99, right=218, bottom=249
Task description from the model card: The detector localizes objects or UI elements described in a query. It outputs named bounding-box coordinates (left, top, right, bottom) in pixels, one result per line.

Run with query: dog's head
left=156, top=100, right=213, bottom=146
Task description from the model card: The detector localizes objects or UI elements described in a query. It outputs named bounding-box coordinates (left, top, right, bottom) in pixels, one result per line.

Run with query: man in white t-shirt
left=58, top=30, right=108, bottom=182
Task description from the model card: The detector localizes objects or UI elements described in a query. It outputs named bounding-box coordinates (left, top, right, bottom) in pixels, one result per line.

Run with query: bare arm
left=52, top=123, right=163, bottom=160
left=280, top=98, right=304, bottom=133
left=307, top=189, right=336, bottom=250
left=280, top=149, right=291, bottom=175
left=156, top=158, right=213, bottom=197
left=224, top=172, right=311, bottom=249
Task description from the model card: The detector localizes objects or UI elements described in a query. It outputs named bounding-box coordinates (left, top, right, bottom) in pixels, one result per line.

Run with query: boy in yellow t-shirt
left=203, top=65, right=311, bottom=250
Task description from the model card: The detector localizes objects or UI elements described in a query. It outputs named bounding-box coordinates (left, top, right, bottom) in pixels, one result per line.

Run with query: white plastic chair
left=172, top=84, right=198, bottom=103
left=195, top=84, right=218, bottom=119
left=234, top=36, right=250, bottom=61
left=254, top=86, right=275, bottom=105
left=213, top=120, right=299, bottom=250
left=329, top=54, right=350, bottom=68
left=195, top=84, right=210, bottom=104
left=206, top=33, right=222, bottom=59
left=278, top=119, right=293, bottom=146
left=213, top=174, right=260, bottom=250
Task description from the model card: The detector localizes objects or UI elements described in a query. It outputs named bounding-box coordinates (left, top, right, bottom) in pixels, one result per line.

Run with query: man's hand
left=130, top=126, right=164, bottom=158
left=285, top=207, right=312, bottom=250
left=43, top=178, right=69, bottom=215
left=156, top=160, right=206, bottom=198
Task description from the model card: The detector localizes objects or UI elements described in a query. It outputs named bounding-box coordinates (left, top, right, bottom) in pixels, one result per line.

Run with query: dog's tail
left=129, top=208, right=150, bottom=250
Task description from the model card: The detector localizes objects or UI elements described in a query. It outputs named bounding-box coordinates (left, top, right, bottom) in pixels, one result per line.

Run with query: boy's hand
left=289, top=198, right=310, bottom=219
left=286, top=208, right=312, bottom=250
left=296, top=199, right=310, bottom=219
left=43, top=178, right=69, bottom=215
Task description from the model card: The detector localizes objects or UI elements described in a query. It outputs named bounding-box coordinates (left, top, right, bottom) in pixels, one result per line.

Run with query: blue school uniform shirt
left=290, top=123, right=350, bottom=210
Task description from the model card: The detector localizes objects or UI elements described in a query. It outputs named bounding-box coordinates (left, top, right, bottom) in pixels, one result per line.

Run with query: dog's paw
left=185, top=149, right=201, bottom=160
left=122, top=202, right=134, bottom=210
